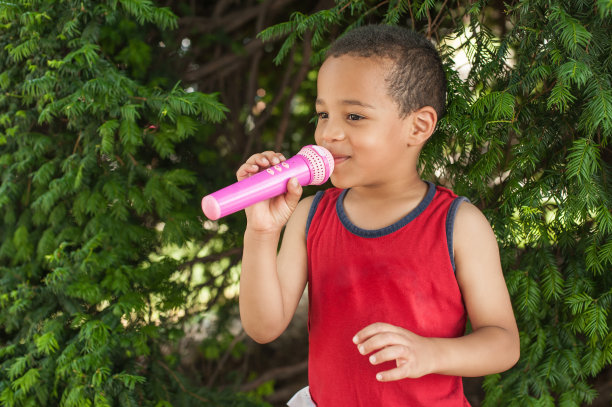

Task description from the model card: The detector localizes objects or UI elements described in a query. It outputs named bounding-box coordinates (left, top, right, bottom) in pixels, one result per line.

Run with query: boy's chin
left=329, top=175, right=350, bottom=190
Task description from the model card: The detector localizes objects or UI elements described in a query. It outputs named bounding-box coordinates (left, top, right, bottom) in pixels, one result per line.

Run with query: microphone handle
left=202, top=155, right=312, bottom=220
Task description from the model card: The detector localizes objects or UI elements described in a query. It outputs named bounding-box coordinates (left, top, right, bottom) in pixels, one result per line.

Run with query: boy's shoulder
left=434, top=184, right=484, bottom=227
left=452, top=196, right=497, bottom=256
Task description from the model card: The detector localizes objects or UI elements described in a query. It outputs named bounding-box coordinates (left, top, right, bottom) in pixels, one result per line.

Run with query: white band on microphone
left=297, top=145, right=335, bottom=185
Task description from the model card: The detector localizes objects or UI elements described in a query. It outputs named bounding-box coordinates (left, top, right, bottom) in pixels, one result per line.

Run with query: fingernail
left=358, top=345, right=365, bottom=354
left=369, top=355, right=376, bottom=363
left=272, top=157, right=280, bottom=164
left=376, top=373, right=383, bottom=381
left=352, top=336, right=358, bottom=344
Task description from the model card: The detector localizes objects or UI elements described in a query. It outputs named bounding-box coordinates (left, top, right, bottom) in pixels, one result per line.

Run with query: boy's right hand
left=236, top=151, right=303, bottom=234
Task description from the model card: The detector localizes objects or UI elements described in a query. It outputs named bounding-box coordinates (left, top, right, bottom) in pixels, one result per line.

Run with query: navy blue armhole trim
left=305, top=191, right=326, bottom=239
left=446, top=196, right=469, bottom=273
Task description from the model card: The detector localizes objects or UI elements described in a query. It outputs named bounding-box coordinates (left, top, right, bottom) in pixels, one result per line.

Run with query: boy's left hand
left=353, top=322, right=437, bottom=381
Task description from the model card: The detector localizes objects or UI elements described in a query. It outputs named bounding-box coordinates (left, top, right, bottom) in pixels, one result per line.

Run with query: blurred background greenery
left=0, top=0, right=610, bottom=406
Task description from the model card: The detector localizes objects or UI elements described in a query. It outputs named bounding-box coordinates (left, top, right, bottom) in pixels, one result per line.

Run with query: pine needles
left=1, top=0, right=610, bottom=405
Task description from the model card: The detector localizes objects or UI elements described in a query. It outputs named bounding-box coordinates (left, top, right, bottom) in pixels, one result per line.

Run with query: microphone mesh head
left=297, top=145, right=335, bottom=185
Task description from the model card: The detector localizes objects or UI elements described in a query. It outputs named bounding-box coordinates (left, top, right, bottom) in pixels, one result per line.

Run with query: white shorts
left=287, top=386, right=316, bottom=407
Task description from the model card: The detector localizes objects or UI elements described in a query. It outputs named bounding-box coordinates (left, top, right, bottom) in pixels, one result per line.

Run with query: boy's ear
left=405, top=106, right=437, bottom=146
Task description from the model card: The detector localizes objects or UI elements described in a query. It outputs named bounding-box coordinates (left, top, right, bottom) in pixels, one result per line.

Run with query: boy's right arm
left=237, top=151, right=311, bottom=343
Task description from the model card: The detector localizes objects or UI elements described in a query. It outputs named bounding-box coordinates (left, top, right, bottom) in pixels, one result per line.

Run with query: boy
left=237, top=25, right=519, bottom=406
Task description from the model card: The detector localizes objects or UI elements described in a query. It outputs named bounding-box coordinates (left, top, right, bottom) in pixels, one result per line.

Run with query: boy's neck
left=342, top=175, right=430, bottom=230
left=347, top=173, right=427, bottom=203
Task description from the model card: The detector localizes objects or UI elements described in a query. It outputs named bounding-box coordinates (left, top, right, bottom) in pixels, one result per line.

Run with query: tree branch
left=239, top=360, right=308, bottom=392
left=213, top=0, right=235, bottom=18
left=183, top=39, right=265, bottom=82
left=207, top=330, right=248, bottom=387
left=407, top=0, right=416, bottom=30
left=178, top=0, right=293, bottom=35
left=274, top=30, right=313, bottom=151
left=243, top=46, right=297, bottom=160
left=157, top=360, right=210, bottom=402
left=426, top=7, right=433, bottom=39
left=430, top=0, right=450, bottom=36
left=179, top=247, right=243, bottom=270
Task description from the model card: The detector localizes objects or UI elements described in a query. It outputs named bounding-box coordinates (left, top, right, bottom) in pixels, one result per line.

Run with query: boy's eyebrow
left=315, top=98, right=376, bottom=109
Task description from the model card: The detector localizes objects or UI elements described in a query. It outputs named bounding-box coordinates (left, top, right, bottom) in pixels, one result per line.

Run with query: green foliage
left=0, top=1, right=261, bottom=406
left=259, top=0, right=611, bottom=404
left=2, top=0, right=611, bottom=405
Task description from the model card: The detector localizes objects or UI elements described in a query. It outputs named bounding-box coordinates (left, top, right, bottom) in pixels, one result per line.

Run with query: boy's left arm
left=354, top=202, right=520, bottom=381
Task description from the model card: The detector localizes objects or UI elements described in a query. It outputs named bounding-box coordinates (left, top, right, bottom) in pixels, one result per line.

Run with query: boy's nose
left=319, top=120, right=345, bottom=143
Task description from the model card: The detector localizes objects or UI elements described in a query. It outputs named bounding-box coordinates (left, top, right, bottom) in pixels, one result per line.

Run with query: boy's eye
left=317, top=112, right=329, bottom=119
left=347, top=113, right=364, bottom=121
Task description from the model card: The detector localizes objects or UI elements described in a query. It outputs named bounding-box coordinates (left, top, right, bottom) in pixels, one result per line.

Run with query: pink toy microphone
left=201, top=145, right=334, bottom=220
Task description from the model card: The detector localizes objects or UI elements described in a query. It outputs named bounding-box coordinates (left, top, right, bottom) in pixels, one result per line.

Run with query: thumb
left=285, top=178, right=303, bottom=211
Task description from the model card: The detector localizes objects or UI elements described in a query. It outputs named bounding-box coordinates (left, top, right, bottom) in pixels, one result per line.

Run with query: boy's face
left=314, top=55, right=414, bottom=190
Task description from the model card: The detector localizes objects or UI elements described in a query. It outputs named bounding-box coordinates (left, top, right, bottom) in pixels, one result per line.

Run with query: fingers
left=236, top=151, right=286, bottom=181
left=248, top=151, right=285, bottom=168
left=285, top=178, right=303, bottom=211
left=363, top=342, right=411, bottom=382
left=374, top=362, right=412, bottom=382
left=356, top=330, right=404, bottom=358
left=353, top=323, right=433, bottom=381
left=353, top=322, right=403, bottom=348
left=367, top=345, right=407, bottom=366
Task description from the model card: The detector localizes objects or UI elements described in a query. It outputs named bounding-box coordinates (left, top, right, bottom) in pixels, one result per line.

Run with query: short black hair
left=326, top=25, right=447, bottom=119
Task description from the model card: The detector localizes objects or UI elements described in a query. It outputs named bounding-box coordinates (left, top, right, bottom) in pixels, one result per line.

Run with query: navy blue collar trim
left=336, top=181, right=436, bottom=238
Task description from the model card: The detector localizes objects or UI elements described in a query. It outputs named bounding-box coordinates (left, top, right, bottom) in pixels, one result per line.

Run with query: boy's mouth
left=333, top=156, right=349, bottom=165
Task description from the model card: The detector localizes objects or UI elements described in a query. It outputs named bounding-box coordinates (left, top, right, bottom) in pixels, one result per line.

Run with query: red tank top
left=306, top=182, right=470, bottom=406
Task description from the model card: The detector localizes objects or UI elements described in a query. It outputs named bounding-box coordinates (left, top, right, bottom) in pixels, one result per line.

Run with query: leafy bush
left=0, top=1, right=262, bottom=406
left=1, top=0, right=610, bottom=406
